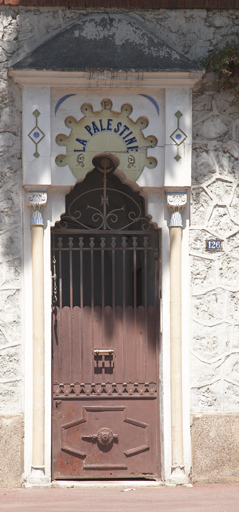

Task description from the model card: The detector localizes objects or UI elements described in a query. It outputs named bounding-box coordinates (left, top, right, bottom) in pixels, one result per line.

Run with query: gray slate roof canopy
left=12, top=13, right=200, bottom=72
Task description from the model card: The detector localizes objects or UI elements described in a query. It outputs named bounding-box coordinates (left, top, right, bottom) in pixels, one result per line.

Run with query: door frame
left=23, top=184, right=191, bottom=483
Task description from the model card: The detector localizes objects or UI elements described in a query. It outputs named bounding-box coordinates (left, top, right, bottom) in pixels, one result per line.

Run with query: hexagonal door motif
left=53, top=401, right=159, bottom=478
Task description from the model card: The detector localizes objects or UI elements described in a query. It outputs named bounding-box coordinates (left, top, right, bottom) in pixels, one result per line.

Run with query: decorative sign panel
left=22, top=86, right=192, bottom=188
left=55, top=98, right=157, bottom=182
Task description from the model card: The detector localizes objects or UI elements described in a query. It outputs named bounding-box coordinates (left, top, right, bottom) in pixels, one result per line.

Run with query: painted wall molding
left=9, top=70, right=203, bottom=89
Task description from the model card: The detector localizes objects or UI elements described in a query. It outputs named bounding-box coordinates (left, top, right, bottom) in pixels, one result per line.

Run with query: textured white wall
left=190, top=78, right=239, bottom=413
left=0, top=12, right=22, bottom=414
left=1, top=8, right=239, bottom=419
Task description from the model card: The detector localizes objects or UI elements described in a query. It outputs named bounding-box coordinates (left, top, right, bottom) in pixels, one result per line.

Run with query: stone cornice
left=9, top=70, right=204, bottom=89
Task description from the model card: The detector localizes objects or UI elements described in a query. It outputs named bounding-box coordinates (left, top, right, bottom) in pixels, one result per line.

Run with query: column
left=167, top=191, right=188, bottom=485
left=26, top=190, right=49, bottom=486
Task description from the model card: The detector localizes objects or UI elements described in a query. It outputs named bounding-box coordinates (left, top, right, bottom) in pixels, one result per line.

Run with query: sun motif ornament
left=55, top=99, right=157, bottom=182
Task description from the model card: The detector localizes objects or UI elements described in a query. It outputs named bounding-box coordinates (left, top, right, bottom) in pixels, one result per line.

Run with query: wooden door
left=51, top=156, right=160, bottom=479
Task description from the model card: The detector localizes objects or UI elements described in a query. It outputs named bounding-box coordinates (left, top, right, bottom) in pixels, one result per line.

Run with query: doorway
left=51, top=155, right=161, bottom=479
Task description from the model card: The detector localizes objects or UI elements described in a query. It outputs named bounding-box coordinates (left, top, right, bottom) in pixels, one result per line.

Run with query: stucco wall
left=0, top=13, right=22, bottom=416
left=2, top=5, right=238, bottom=413
left=1, top=7, right=239, bottom=484
left=191, top=76, right=239, bottom=415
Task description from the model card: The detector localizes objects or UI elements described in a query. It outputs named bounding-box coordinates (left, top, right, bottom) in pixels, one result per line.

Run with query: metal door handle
left=82, top=428, right=118, bottom=446
left=93, top=348, right=114, bottom=356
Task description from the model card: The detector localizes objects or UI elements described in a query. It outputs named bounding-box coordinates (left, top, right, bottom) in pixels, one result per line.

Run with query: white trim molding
left=9, top=70, right=204, bottom=89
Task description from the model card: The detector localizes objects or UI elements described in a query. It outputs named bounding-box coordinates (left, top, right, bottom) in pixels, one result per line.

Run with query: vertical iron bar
left=111, top=236, right=116, bottom=377
left=79, top=237, right=84, bottom=309
left=90, top=237, right=95, bottom=309
left=103, top=173, right=107, bottom=230
left=143, top=236, right=149, bottom=384
left=132, top=237, right=137, bottom=309
left=52, top=234, right=58, bottom=306
left=111, top=237, right=116, bottom=312
left=79, top=236, right=84, bottom=382
left=68, top=237, right=73, bottom=381
left=143, top=237, right=148, bottom=309
left=122, top=236, right=127, bottom=382
left=122, top=237, right=127, bottom=310
left=154, top=233, right=160, bottom=380
left=58, top=237, right=63, bottom=309
left=90, top=237, right=95, bottom=383
left=57, top=237, right=63, bottom=382
left=52, top=255, right=57, bottom=305
left=100, top=237, right=106, bottom=347
left=132, top=236, right=138, bottom=382
left=154, top=233, right=159, bottom=307
left=68, top=237, right=73, bottom=309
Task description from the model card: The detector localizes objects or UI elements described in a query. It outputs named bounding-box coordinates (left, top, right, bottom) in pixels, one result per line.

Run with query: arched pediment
left=11, top=13, right=200, bottom=73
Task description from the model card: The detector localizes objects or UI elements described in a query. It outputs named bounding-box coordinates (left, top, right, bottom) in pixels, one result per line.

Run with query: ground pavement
left=0, top=483, right=239, bottom=512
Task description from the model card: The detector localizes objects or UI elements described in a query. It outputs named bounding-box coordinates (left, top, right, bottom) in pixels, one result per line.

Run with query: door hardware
left=93, top=348, right=114, bottom=356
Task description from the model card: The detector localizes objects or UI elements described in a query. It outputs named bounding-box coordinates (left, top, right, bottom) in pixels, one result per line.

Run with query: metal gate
left=51, top=155, right=160, bottom=479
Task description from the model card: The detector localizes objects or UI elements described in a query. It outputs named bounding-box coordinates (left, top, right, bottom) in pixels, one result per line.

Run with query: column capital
left=26, top=190, right=47, bottom=226
left=166, top=191, right=187, bottom=227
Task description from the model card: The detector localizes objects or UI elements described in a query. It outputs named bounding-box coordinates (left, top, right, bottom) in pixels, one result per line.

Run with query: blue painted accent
left=99, top=119, right=106, bottom=132
left=55, top=94, right=76, bottom=114
left=92, top=121, right=100, bottom=134
left=114, top=122, right=122, bottom=133
left=33, top=132, right=40, bottom=139
left=31, top=210, right=44, bottom=226
left=139, top=94, right=160, bottom=115
left=107, top=119, right=113, bottom=131
left=75, top=138, right=88, bottom=150
left=176, top=134, right=182, bottom=140
left=125, top=136, right=137, bottom=146
left=85, top=125, right=93, bottom=136
left=123, top=130, right=133, bottom=140
left=169, top=211, right=183, bottom=227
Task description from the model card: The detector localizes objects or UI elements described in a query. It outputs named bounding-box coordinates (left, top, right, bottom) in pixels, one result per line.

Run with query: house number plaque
left=206, top=239, right=223, bottom=251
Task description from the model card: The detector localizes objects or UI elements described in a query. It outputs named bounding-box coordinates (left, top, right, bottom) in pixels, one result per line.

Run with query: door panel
left=52, top=399, right=158, bottom=479
left=52, top=306, right=157, bottom=387
left=52, top=307, right=159, bottom=479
